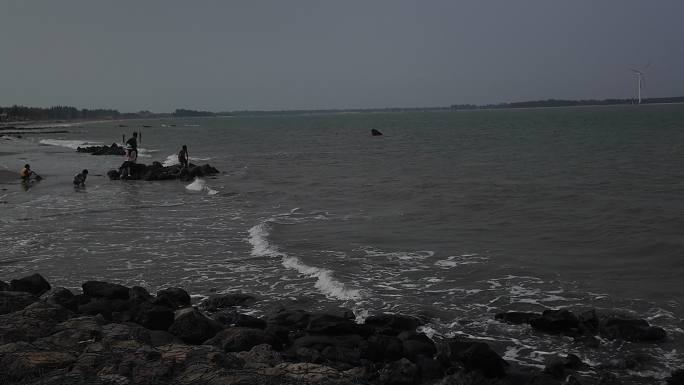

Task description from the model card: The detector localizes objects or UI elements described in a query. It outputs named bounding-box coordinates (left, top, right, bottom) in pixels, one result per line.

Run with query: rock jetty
left=107, top=162, right=219, bottom=182
left=0, top=273, right=680, bottom=385
left=77, top=143, right=126, bottom=156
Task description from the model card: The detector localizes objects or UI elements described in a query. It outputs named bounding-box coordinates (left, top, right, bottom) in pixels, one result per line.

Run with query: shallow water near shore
left=2, top=105, right=684, bottom=383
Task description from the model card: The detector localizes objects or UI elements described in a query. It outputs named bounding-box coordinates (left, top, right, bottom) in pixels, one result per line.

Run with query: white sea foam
left=434, top=254, right=489, bottom=268
left=185, top=178, right=219, bottom=196
left=247, top=220, right=361, bottom=301
left=362, top=247, right=434, bottom=261
left=162, top=153, right=212, bottom=167
left=39, top=139, right=102, bottom=149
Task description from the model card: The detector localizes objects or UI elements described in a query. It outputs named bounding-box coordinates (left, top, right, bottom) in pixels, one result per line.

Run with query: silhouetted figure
left=178, top=145, right=189, bottom=168
left=73, top=169, right=88, bottom=186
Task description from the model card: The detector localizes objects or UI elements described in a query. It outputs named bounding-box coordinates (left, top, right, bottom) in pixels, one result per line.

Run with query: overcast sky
left=1, top=1, right=683, bottom=112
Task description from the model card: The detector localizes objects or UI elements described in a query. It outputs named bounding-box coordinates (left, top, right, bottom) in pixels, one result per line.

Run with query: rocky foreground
left=0, top=274, right=681, bottom=385
left=107, top=162, right=219, bottom=182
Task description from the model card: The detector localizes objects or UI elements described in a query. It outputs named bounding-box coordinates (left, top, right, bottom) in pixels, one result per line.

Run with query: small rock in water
left=9, top=273, right=52, bottom=296
left=82, top=281, right=130, bottom=300
left=371, top=128, right=383, bottom=136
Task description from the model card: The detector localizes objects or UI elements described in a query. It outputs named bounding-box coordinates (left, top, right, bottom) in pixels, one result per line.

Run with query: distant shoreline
left=2, top=98, right=684, bottom=124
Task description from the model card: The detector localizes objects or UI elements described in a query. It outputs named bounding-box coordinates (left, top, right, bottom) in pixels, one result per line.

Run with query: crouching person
left=73, top=169, right=88, bottom=186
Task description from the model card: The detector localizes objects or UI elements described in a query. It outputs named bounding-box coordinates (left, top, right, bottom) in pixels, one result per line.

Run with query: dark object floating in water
left=108, top=162, right=219, bottom=182
left=118, top=124, right=128, bottom=127
left=77, top=143, right=125, bottom=156
left=142, top=125, right=152, bottom=128
left=371, top=129, right=383, bottom=136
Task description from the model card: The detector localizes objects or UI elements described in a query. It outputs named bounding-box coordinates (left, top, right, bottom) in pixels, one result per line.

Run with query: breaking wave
left=39, top=139, right=102, bottom=149
left=247, top=219, right=361, bottom=302
left=185, top=178, right=218, bottom=195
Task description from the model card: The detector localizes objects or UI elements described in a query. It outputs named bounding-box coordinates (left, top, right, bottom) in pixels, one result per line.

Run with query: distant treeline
left=0, top=105, right=122, bottom=121
left=0, top=105, right=220, bottom=122
left=173, top=109, right=217, bottom=117
left=3, top=96, right=684, bottom=122
left=450, top=96, right=684, bottom=110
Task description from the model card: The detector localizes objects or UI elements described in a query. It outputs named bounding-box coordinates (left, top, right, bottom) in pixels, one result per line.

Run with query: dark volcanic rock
left=204, top=327, right=280, bottom=352
left=600, top=317, right=666, bottom=342
left=10, top=273, right=51, bottom=296
left=213, top=310, right=267, bottom=329
left=200, top=292, right=256, bottom=311
left=156, top=287, right=191, bottom=309
left=306, top=313, right=360, bottom=335
left=0, top=301, right=73, bottom=343
left=135, top=303, right=175, bottom=331
left=268, top=308, right=311, bottom=330
left=108, top=161, right=220, bottom=182
left=0, top=291, right=38, bottom=315
left=0, top=350, right=77, bottom=381
left=438, top=338, right=508, bottom=378
left=564, top=353, right=589, bottom=370
left=371, top=129, right=384, bottom=136
left=414, top=354, right=445, bottom=382
left=41, top=287, right=78, bottom=311
left=365, top=313, right=422, bottom=335
left=76, top=298, right=115, bottom=319
left=168, top=307, right=223, bottom=344
left=238, top=343, right=284, bottom=369
left=77, top=143, right=125, bottom=155
left=129, top=286, right=152, bottom=302
left=579, top=308, right=600, bottom=334
left=378, top=358, right=419, bottom=385
left=398, top=331, right=436, bottom=361
left=530, top=309, right=580, bottom=335
left=364, top=334, right=404, bottom=362
left=82, top=280, right=130, bottom=300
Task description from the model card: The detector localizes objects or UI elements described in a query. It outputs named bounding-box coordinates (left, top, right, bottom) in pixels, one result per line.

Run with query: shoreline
left=1, top=273, right=681, bottom=385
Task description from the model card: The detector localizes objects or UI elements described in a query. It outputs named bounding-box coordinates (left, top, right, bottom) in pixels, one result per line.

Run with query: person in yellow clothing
left=20, top=164, right=40, bottom=181
left=20, top=164, right=34, bottom=180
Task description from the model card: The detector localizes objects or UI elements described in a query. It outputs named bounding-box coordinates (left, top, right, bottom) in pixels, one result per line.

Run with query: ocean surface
left=2, top=105, right=684, bottom=383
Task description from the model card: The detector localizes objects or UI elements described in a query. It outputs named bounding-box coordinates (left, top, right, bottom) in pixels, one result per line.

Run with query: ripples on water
left=2, top=106, right=684, bottom=382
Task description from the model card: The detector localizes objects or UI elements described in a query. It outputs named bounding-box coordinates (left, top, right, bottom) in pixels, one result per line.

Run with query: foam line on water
left=39, top=139, right=102, bottom=149
left=185, top=177, right=219, bottom=196
left=248, top=220, right=361, bottom=301
left=162, top=153, right=212, bottom=167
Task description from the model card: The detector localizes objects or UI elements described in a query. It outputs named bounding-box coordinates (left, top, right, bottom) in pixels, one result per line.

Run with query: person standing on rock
left=73, top=169, right=88, bottom=186
left=178, top=145, right=189, bottom=169
left=125, top=132, right=138, bottom=163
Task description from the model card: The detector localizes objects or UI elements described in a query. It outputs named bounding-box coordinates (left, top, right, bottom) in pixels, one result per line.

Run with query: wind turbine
left=629, top=62, right=651, bottom=104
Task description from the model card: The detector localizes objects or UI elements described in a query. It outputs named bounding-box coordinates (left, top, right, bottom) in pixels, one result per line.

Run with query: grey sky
left=1, top=0, right=683, bottom=112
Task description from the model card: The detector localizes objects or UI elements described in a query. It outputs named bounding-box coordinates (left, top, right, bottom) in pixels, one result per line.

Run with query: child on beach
left=73, top=169, right=88, bottom=186
left=19, top=164, right=39, bottom=180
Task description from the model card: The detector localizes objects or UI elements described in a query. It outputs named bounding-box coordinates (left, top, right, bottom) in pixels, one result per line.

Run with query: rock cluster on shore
left=107, top=162, right=219, bottom=182
left=0, top=274, right=681, bottom=385
left=77, top=143, right=126, bottom=156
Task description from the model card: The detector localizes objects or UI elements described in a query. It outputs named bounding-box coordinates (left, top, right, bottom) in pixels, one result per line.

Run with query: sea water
left=1, top=104, right=684, bottom=382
